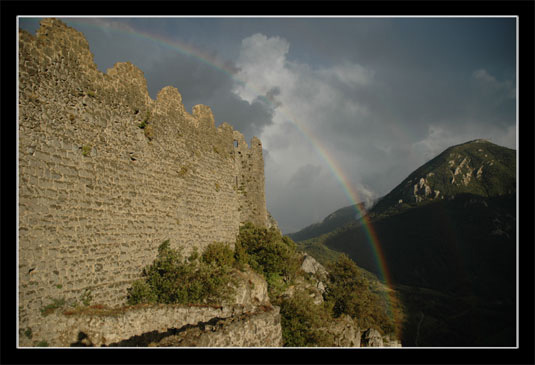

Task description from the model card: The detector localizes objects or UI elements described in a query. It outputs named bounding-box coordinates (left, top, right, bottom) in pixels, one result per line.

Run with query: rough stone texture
left=300, top=253, right=328, bottom=294
left=301, top=253, right=328, bottom=280
left=281, top=277, right=324, bottom=305
left=267, top=210, right=281, bottom=232
left=18, top=18, right=270, bottom=343
left=321, top=314, right=361, bottom=347
left=281, top=253, right=329, bottom=305
left=412, top=176, right=440, bottom=203
left=18, top=303, right=281, bottom=347
left=382, top=335, right=403, bottom=347
left=230, top=268, right=270, bottom=306
left=449, top=154, right=478, bottom=186
left=155, top=306, right=282, bottom=347
left=361, top=328, right=384, bottom=347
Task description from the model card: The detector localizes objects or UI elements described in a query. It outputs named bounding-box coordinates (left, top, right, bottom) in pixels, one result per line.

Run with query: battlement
left=18, top=18, right=269, bottom=343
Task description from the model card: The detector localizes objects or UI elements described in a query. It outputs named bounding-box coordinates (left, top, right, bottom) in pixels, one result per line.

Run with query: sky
left=18, top=17, right=517, bottom=234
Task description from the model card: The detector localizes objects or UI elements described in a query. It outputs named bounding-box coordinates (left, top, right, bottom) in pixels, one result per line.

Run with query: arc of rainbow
left=64, top=18, right=397, bottom=319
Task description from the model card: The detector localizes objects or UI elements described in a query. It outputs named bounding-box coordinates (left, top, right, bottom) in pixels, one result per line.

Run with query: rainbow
left=62, top=17, right=397, bottom=320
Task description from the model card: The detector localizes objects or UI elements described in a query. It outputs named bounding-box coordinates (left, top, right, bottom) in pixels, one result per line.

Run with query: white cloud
left=473, top=68, right=497, bottom=83
left=411, top=125, right=460, bottom=161
left=232, top=33, right=377, bottom=232
left=319, top=62, right=374, bottom=88
left=472, top=68, right=516, bottom=99
left=230, top=35, right=516, bottom=233
left=412, top=121, right=517, bottom=167
left=233, top=34, right=295, bottom=104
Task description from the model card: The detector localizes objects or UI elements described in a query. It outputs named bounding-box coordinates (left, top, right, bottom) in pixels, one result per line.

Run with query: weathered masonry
left=18, top=18, right=270, bottom=342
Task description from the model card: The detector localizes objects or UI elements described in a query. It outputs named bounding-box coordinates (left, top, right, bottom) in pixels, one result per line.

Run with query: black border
left=2, top=1, right=534, bottom=364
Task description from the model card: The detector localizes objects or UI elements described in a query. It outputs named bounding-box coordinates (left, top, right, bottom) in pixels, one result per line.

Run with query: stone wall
left=18, top=18, right=269, bottom=337
left=154, top=306, right=282, bottom=347
left=18, top=303, right=281, bottom=347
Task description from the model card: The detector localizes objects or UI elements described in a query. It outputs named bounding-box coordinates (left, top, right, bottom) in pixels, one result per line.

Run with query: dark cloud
left=139, top=48, right=275, bottom=142
left=18, top=17, right=517, bottom=233
left=289, top=164, right=322, bottom=188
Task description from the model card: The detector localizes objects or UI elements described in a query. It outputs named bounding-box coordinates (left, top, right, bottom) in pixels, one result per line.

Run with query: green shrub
left=265, top=272, right=288, bottom=299
left=235, top=223, right=301, bottom=298
left=324, top=254, right=399, bottom=336
left=280, top=290, right=334, bottom=347
left=126, top=240, right=236, bottom=306
left=201, top=242, right=235, bottom=267
left=125, top=280, right=157, bottom=305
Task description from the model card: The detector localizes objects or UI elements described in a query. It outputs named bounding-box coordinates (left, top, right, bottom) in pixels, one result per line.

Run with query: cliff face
left=18, top=18, right=270, bottom=344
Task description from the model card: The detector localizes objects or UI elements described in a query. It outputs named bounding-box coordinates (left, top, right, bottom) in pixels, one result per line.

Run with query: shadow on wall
left=70, top=315, right=234, bottom=347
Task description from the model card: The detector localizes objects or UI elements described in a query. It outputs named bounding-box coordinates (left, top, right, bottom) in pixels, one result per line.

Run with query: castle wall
left=18, top=303, right=282, bottom=348
left=18, top=18, right=268, bottom=333
left=233, top=131, right=268, bottom=227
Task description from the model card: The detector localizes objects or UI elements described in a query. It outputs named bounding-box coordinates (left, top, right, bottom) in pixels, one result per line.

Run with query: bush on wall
left=127, top=240, right=237, bottom=305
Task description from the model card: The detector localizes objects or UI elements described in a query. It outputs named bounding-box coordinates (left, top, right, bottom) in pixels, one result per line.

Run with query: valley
left=291, top=139, right=517, bottom=347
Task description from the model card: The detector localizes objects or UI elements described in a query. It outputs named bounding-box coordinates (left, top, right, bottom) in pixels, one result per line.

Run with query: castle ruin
left=18, top=18, right=274, bottom=346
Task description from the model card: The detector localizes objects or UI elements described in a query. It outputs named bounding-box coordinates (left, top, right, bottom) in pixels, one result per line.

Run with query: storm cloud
left=19, top=17, right=517, bottom=233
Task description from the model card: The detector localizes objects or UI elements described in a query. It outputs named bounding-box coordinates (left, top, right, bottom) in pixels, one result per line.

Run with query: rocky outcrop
left=450, top=155, right=475, bottom=186
left=267, top=211, right=281, bottom=233
left=230, top=268, right=270, bottom=306
left=282, top=254, right=402, bottom=347
left=321, top=314, right=362, bottom=347
left=300, top=253, right=328, bottom=294
left=361, top=328, right=384, bottom=347
left=382, top=334, right=403, bottom=347
left=373, top=139, right=516, bottom=215
left=412, top=175, right=440, bottom=203
left=301, top=253, right=328, bottom=279
left=282, top=253, right=328, bottom=305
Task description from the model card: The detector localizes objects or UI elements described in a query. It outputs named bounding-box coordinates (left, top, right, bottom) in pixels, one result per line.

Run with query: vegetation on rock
left=325, top=254, right=403, bottom=337
left=293, top=140, right=516, bottom=346
left=125, top=224, right=403, bottom=346
left=235, top=222, right=301, bottom=298
left=280, top=290, right=334, bottom=347
left=371, top=139, right=516, bottom=217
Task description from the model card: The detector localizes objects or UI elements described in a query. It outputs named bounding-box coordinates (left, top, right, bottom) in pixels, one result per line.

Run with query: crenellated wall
left=18, top=18, right=269, bottom=337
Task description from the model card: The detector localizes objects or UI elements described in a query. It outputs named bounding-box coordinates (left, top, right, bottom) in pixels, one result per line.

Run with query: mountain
left=371, top=139, right=516, bottom=217
left=297, top=140, right=517, bottom=346
left=288, top=202, right=367, bottom=242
